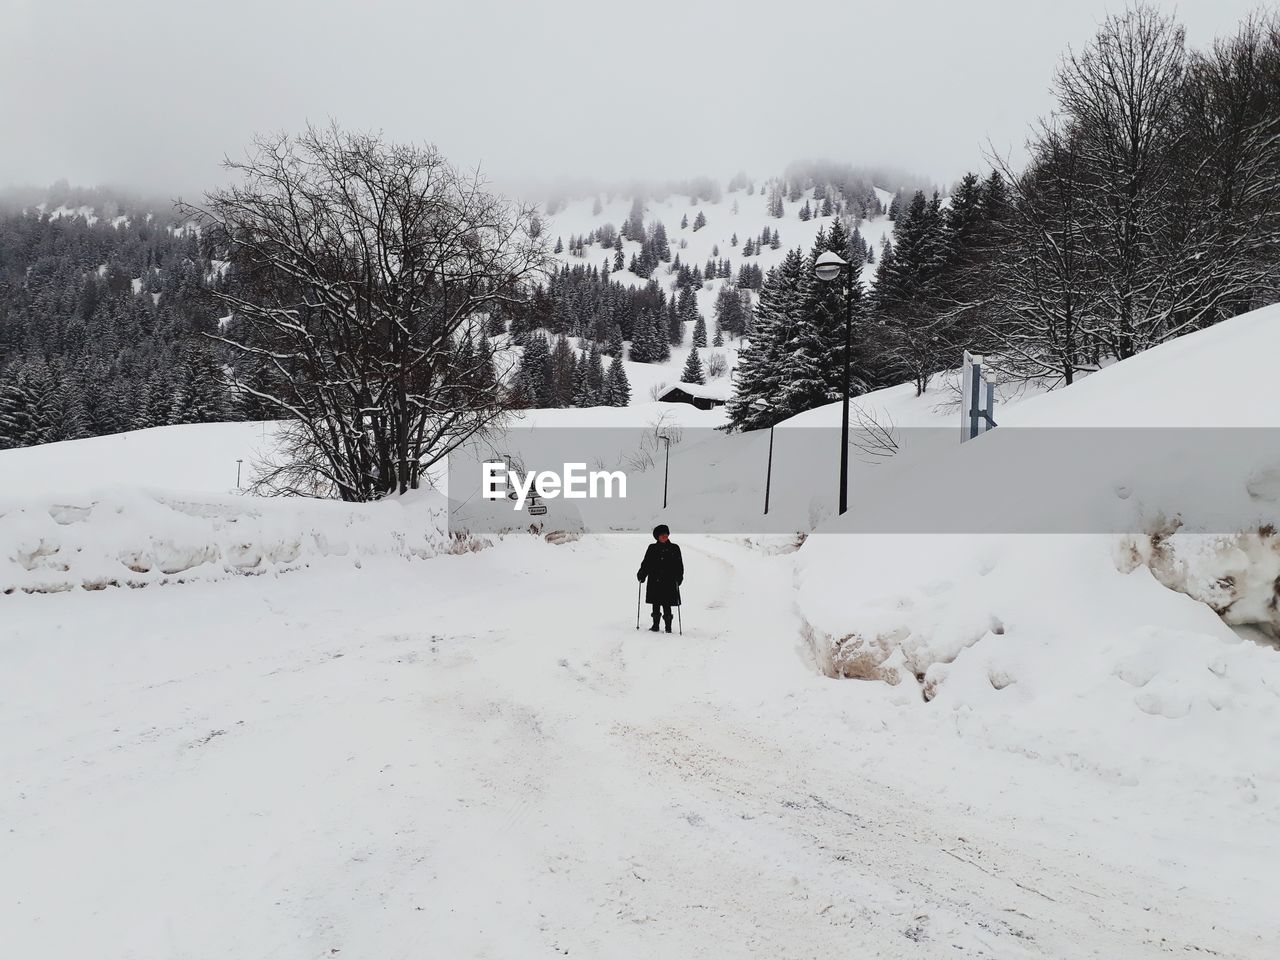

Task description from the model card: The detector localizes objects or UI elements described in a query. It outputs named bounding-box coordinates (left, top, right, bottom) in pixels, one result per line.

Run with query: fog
left=1, top=0, right=1265, bottom=197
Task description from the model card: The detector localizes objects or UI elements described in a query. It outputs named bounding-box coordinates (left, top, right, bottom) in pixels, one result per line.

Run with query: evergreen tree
left=724, top=252, right=802, bottom=429
left=666, top=294, right=683, bottom=344
left=693, top=210, right=707, bottom=231
left=604, top=355, right=630, bottom=406
left=170, top=345, right=233, bottom=424
left=587, top=343, right=605, bottom=400
left=692, top=314, right=707, bottom=347
left=652, top=221, right=671, bottom=261
left=516, top=333, right=552, bottom=407
left=680, top=348, right=705, bottom=385
left=550, top=336, right=576, bottom=407
left=624, top=196, right=646, bottom=241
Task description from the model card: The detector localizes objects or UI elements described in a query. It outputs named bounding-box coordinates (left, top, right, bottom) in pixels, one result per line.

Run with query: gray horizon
left=1, top=0, right=1265, bottom=199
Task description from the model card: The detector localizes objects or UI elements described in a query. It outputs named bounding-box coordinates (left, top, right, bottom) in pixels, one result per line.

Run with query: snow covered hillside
left=536, top=180, right=895, bottom=405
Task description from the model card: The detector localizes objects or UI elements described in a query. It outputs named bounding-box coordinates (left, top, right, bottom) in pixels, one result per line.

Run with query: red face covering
left=658, top=534, right=669, bottom=542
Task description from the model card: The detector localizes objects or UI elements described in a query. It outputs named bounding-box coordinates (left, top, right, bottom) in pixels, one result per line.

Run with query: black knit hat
left=652, top=524, right=670, bottom=540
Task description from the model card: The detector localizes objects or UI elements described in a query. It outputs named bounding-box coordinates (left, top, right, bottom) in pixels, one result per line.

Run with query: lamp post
left=751, top=399, right=776, bottom=515
left=814, top=250, right=853, bottom=516
left=658, top=434, right=672, bottom=509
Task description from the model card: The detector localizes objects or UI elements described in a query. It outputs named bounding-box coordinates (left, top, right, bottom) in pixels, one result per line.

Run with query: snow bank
left=0, top=487, right=460, bottom=595
left=795, top=306, right=1280, bottom=797
left=0, top=421, right=281, bottom=500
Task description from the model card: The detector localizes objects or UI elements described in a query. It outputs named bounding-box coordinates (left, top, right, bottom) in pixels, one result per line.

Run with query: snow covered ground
left=3, top=307, right=1280, bottom=957
left=6, top=533, right=1275, bottom=958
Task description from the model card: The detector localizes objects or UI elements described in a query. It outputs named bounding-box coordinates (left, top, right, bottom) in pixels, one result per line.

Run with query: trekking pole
left=636, top=582, right=641, bottom=630
left=677, top=603, right=682, bottom=635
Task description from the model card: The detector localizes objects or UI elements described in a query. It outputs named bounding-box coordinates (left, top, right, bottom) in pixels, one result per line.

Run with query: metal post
left=661, top=435, right=671, bottom=509
left=764, top=424, right=774, bottom=515
left=838, top=268, right=852, bottom=515
left=236, top=459, right=243, bottom=489
left=970, top=360, right=982, bottom=440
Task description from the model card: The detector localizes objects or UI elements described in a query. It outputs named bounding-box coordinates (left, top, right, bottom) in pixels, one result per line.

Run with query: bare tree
left=188, top=124, right=548, bottom=501
left=979, top=6, right=1280, bottom=383
left=987, top=124, right=1098, bottom=385
left=1054, top=5, right=1188, bottom=359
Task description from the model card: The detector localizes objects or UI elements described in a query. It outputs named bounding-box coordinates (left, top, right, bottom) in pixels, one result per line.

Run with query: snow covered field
left=6, top=535, right=1276, bottom=958
left=3, top=309, right=1280, bottom=957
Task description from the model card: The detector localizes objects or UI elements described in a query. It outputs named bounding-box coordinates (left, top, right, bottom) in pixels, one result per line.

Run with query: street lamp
left=751, top=399, right=776, bottom=515
left=814, top=250, right=853, bottom=515
left=658, top=433, right=672, bottom=509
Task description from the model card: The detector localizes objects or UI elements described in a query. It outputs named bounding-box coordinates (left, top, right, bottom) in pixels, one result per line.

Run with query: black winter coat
left=638, top=540, right=683, bottom=605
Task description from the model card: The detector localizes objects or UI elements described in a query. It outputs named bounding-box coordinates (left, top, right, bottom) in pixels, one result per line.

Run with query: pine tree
left=604, top=356, right=630, bottom=406
left=587, top=343, right=605, bottom=400
left=607, top=323, right=624, bottom=357
left=517, top=333, right=552, bottom=407
left=724, top=252, right=802, bottom=429
left=170, top=345, right=232, bottom=424
left=550, top=336, right=576, bottom=407
left=799, top=200, right=812, bottom=221
left=680, top=348, right=705, bottom=385
left=554, top=236, right=563, bottom=254
left=666, top=294, right=683, bottom=344
left=692, top=314, right=707, bottom=347
left=693, top=210, right=707, bottom=231
left=652, top=221, right=671, bottom=261
left=680, top=213, right=688, bottom=229
left=624, top=196, right=645, bottom=241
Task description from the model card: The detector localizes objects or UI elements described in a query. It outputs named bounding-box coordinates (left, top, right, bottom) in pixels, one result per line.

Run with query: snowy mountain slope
left=536, top=181, right=895, bottom=406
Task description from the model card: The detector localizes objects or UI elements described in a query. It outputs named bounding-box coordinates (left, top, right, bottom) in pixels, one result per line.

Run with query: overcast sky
left=1, top=0, right=1266, bottom=198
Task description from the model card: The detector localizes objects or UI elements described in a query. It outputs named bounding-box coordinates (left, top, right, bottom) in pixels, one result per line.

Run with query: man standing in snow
left=637, top=524, right=683, bottom=633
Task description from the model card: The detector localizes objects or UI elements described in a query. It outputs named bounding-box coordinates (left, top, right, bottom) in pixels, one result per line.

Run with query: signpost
left=961, top=351, right=997, bottom=443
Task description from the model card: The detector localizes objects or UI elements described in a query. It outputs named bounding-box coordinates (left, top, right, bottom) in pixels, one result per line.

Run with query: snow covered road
left=2, top=534, right=1274, bottom=958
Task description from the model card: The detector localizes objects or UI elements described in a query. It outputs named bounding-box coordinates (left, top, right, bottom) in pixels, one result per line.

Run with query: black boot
left=664, top=616, right=673, bottom=634
left=649, top=615, right=660, bottom=632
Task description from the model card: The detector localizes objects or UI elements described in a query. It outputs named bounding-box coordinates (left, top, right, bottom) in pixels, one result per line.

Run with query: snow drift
left=0, top=487, right=459, bottom=595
